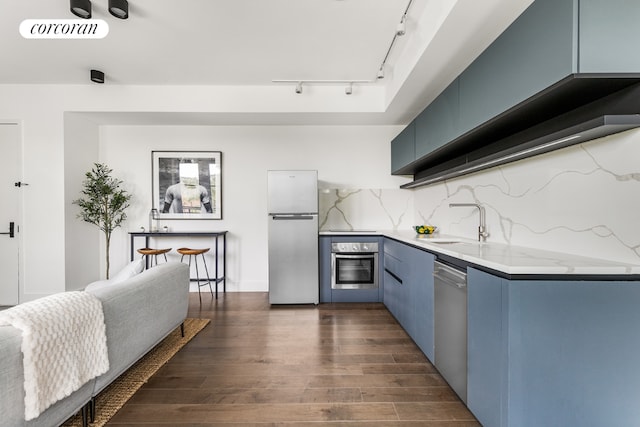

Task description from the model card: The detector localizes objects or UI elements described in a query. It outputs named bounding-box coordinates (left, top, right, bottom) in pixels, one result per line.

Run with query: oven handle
left=333, top=253, right=377, bottom=259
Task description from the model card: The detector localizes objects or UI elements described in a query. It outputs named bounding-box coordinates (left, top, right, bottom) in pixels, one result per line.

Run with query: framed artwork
left=152, top=151, right=222, bottom=220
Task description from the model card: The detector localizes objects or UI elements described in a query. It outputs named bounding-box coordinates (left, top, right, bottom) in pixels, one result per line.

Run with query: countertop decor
left=414, top=225, right=437, bottom=234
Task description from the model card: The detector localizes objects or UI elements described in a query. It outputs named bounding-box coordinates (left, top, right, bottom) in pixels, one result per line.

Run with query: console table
left=129, top=231, right=227, bottom=292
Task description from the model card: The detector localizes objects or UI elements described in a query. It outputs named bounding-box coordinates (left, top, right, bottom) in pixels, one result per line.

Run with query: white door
left=0, top=123, right=20, bottom=305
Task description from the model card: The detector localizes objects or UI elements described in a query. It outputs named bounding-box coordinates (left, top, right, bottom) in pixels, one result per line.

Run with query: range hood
left=401, top=75, right=640, bottom=189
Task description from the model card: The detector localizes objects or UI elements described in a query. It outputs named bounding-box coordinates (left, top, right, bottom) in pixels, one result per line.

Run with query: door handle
left=0, top=222, right=15, bottom=238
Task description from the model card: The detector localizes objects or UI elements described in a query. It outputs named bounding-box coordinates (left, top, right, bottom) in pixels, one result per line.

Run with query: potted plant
left=73, top=163, right=131, bottom=279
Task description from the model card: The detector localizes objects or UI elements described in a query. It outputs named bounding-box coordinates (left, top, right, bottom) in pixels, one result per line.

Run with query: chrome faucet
left=449, top=203, right=489, bottom=242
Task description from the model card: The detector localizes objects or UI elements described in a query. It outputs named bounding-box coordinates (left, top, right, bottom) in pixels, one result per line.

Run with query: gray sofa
left=0, top=261, right=190, bottom=427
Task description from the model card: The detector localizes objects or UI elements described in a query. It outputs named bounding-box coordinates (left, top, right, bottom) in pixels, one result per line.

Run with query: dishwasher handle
left=434, top=261, right=467, bottom=289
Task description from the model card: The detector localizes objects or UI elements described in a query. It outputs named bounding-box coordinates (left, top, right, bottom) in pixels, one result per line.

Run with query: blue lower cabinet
left=409, top=249, right=435, bottom=362
left=383, top=248, right=405, bottom=324
left=383, top=264, right=404, bottom=324
left=467, top=268, right=504, bottom=427
left=383, top=238, right=435, bottom=362
left=467, top=267, right=640, bottom=427
left=319, top=236, right=332, bottom=303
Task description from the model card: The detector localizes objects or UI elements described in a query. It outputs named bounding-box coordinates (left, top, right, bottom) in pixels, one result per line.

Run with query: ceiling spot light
left=70, top=0, right=91, bottom=19
left=345, top=83, right=353, bottom=95
left=295, top=82, right=303, bottom=94
left=90, top=69, right=105, bottom=84
left=109, top=0, right=129, bottom=19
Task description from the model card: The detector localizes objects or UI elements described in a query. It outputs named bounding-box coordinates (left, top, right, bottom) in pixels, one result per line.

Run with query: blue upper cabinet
left=458, top=0, right=577, bottom=134
left=415, top=79, right=460, bottom=160
left=391, top=0, right=640, bottom=178
left=579, top=0, right=640, bottom=72
left=390, top=121, right=415, bottom=175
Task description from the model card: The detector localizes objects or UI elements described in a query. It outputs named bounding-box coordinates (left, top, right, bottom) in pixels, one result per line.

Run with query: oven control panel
left=331, top=242, right=379, bottom=253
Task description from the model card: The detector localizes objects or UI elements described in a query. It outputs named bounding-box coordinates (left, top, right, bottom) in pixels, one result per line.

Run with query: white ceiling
left=0, top=0, right=533, bottom=125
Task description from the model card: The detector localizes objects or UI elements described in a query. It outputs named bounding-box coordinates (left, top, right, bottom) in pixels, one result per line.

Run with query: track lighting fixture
left=109, top=0, right=129, bottom=19
left=396, top=16, right=406, bottom=36
left=90, top=69, right=105, bottom=84
left=273, top=79, right=369, bottom=94
left=70, top=0, right=91, bottom=19
left=376, top=0, right=412, bottom=80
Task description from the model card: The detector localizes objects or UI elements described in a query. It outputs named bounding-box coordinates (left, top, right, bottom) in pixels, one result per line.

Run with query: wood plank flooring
left=107, top=292, right=480, bottom=426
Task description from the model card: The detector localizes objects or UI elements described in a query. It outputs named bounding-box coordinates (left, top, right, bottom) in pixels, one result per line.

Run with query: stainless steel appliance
left=434, top=260, right=468, bottom=403
left=331, top=242, right=379, bottom=290
left=268, top=170, right=319, bottom=304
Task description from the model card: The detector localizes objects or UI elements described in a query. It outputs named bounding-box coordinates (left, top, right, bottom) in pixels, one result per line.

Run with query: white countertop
left=321, top=229, right=640, bottom=276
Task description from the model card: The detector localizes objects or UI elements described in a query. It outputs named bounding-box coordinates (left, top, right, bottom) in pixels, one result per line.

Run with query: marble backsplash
left=318, top=188, right=414, bottom=232
left=414, top=128, right=640, bottom=265
left=319, top=128, right=640, bottom=266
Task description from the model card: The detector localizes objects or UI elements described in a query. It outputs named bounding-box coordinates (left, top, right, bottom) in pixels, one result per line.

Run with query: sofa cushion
left=111, top=259, right=144, bottom=282
left=85, top=259, right=145, bottom=290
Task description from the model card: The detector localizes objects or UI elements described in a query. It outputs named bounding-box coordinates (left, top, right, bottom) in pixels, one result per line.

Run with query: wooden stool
left=177, top=247, right=215, bottom=302
left=137, top=247, right=171, bottom=268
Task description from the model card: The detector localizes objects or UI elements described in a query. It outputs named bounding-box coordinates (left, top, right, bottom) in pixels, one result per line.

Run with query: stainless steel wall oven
left=331, top=242, right=379, bottom=289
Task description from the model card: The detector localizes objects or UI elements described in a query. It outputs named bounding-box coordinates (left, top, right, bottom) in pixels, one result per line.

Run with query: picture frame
left=152, top=151, right=222, bottom=220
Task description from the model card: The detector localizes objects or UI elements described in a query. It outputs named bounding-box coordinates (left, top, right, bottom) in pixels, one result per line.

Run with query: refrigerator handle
left=272, top=215, right=315, bottom=220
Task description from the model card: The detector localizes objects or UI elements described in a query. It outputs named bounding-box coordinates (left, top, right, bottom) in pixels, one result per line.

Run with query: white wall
left=101, top=125, right=405, bottom=291
left=64, top=113, right=101, bottom=291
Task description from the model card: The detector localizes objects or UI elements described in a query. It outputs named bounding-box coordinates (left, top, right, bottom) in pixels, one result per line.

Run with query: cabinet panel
left=458, top=0, right=576, bottom=134
left=415, top=79, right=459, bottom=159
left=467, top=268, right=640, bottom=427
left=383, top=238, right=408, bottom=260
left=409, top=249, right=435, bottom=361
left=506, top=280, right=640, bottom=427
left=319, top=236, right=332, bottom=303
left=383, top=268, right=404, bottom=325
left=467, top=268, right=505, bottom=427
left=579, top=0, right=640, bottom=72
left=390, top=121, right=415, bottom=174
left=383, top=253, right=405, bottom=325
left=383, top=239, right=435, bottom=362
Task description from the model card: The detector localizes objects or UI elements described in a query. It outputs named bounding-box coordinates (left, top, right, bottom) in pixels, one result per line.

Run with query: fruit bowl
left=414, top=225, right=437, bottom=235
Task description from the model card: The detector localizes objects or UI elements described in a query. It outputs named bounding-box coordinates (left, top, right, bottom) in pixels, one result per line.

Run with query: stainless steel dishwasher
left=434, top=260, right=468, bottom=403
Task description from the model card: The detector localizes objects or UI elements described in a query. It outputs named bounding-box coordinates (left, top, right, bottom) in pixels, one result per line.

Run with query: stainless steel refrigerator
left=267, top=170, right=319, bottom=304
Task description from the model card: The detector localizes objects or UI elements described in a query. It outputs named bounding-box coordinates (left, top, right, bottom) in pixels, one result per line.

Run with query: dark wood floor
left=107, top=292, right=480, bottom=426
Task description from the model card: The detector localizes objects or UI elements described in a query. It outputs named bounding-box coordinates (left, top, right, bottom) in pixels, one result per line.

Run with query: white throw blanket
left=0, top=291, right=109, bottom=420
